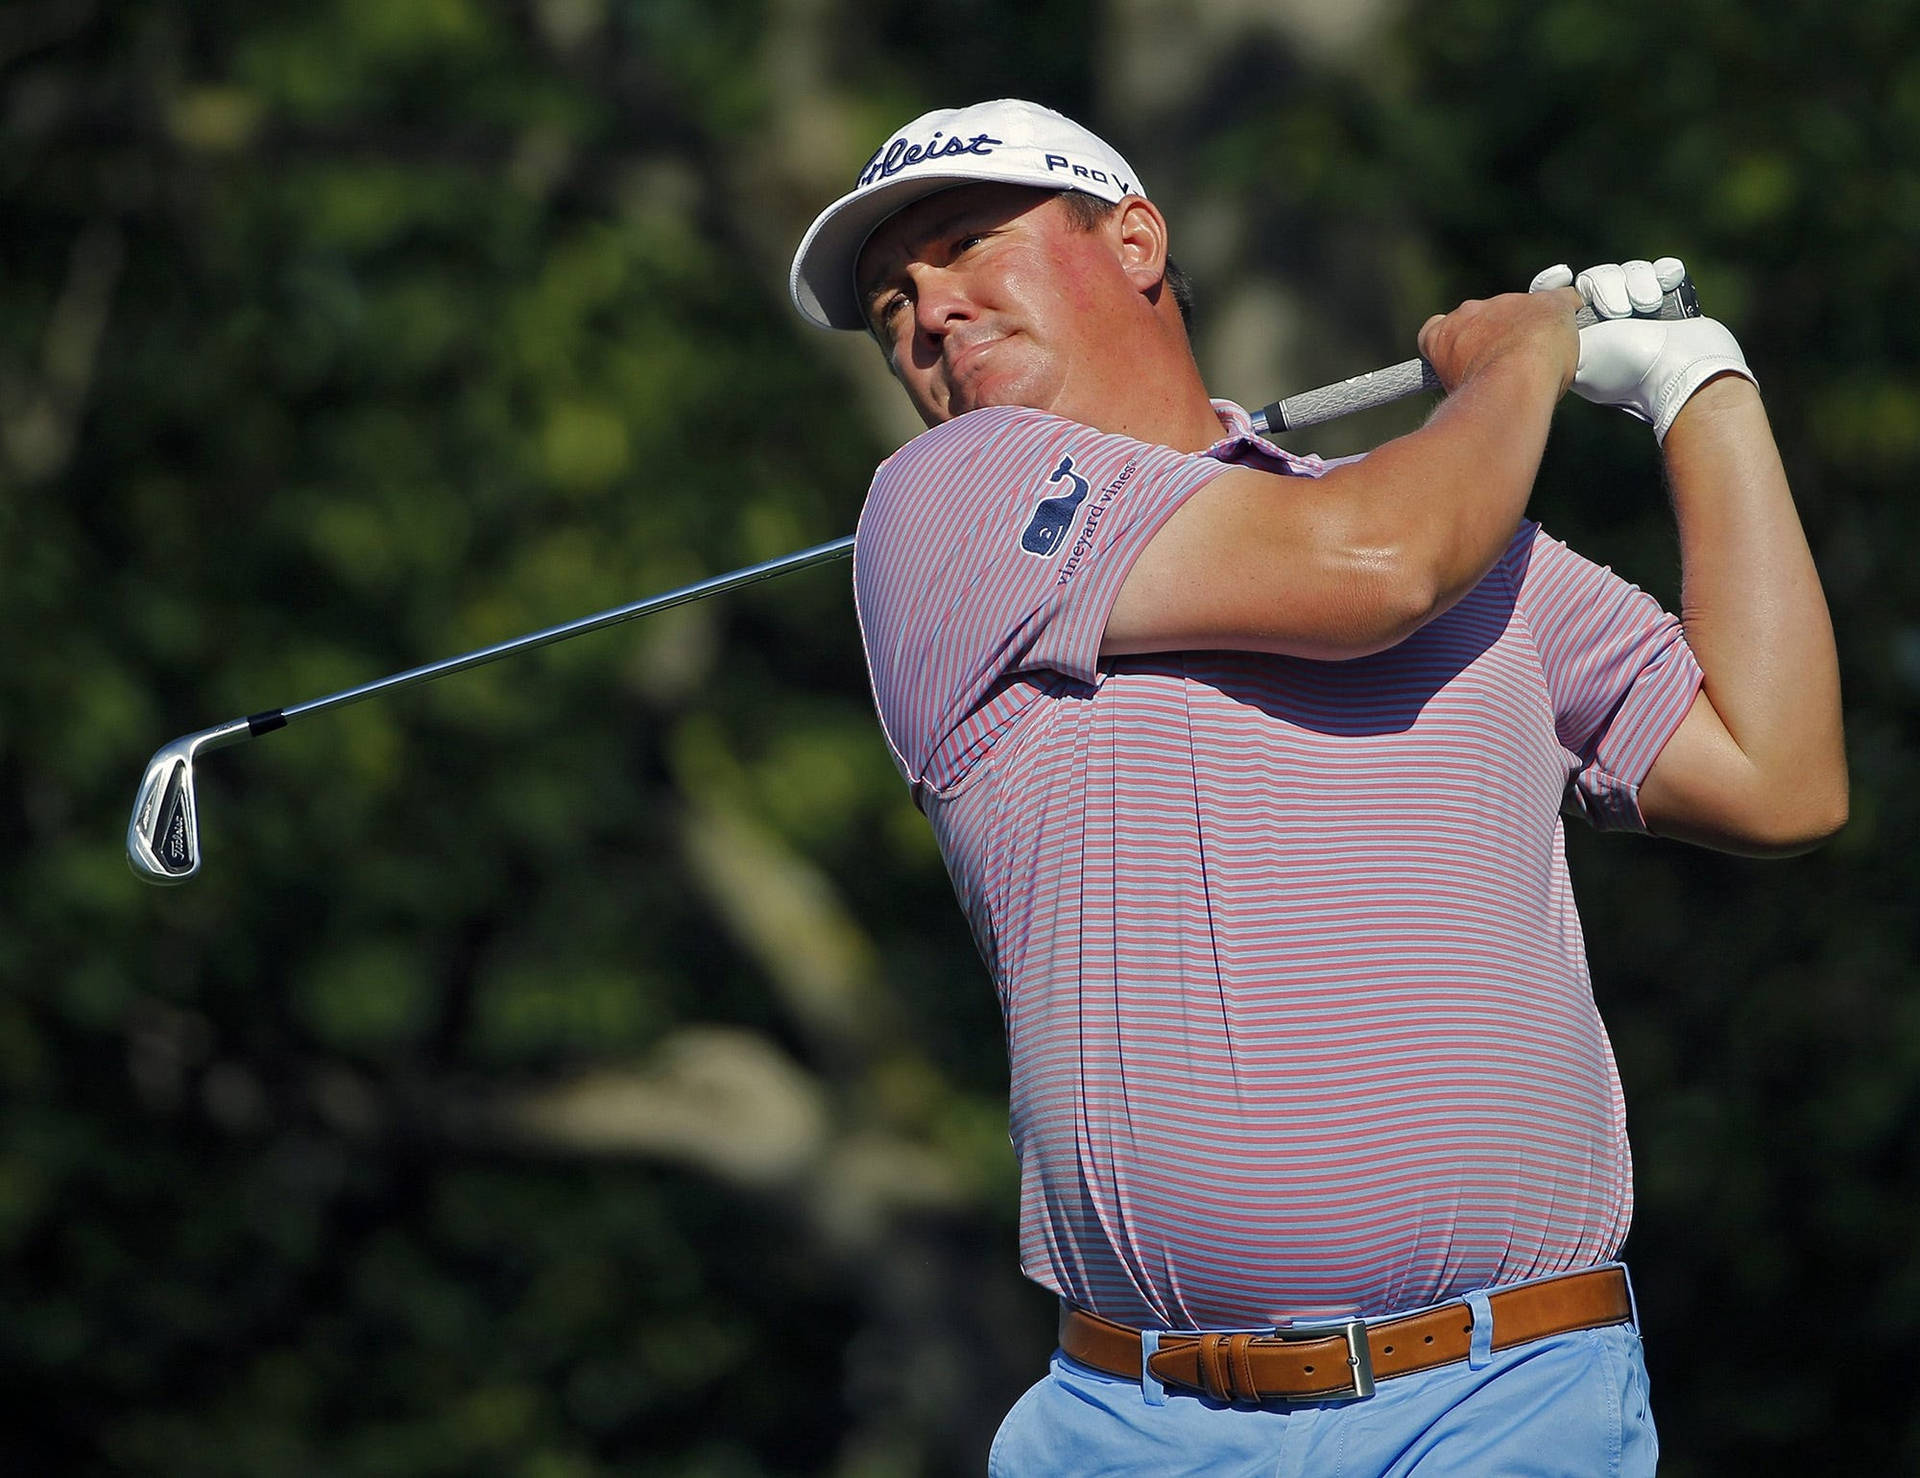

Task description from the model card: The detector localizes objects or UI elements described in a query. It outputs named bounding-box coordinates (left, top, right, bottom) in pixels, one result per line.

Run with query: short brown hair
left=1055, top=190, right=1194, bottom=329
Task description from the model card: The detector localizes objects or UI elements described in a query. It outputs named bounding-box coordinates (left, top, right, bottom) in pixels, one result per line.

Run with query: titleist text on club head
left=126, top=720, right=252, bottom=885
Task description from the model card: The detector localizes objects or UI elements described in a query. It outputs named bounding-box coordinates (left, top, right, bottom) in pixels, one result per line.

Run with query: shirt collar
left=1203, top=399, right=1327, bottom=476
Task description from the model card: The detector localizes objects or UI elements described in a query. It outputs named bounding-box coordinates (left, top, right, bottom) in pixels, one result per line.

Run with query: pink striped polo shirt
left=853, top=401, right=1703, bottom=1330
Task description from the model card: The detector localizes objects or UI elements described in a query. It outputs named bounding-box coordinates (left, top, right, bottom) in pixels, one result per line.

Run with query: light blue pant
left=989, top=1304, right=1658, bottom=1476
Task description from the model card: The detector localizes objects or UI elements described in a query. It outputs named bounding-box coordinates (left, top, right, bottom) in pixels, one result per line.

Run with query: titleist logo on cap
left=790, top=100, right=1147, bottom=330
left=857, top=130, right=1004, bottom=188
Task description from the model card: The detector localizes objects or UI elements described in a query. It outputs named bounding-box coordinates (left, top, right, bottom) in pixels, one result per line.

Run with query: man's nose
left=910, top=264, right=973, bottom=337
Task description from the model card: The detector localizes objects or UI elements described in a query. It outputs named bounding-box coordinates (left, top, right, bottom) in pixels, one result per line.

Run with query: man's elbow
left=1726, top=777, right=1851, bottom=857
left=1328, top=503, right=1520, bottom=656
left=1774, top=781, right=1851, bottom=854
left=1279, top=564, right=1441, bottom=660
left=1333, top=544, right=1464, bottom=656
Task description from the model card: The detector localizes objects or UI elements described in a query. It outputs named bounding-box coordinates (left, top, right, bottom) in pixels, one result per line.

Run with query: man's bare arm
left=1103, top=290, right=1580, bottom=662
left=1636, top=378, right=1847, bottom=853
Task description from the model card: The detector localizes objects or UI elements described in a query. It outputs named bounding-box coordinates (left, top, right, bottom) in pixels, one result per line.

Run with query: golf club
left=125, top=536, right=856, bottom=884
left=127, top=280, right=1699, bottom=885
left=1251, top=280, right=1699, bottom=434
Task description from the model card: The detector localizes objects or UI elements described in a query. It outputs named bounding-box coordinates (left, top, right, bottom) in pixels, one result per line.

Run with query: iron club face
left=125, top=719, right=253, bottom=885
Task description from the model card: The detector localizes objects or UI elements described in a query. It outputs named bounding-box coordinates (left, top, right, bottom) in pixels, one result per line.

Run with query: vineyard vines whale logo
left=1019, top=455, right=1092, bottom=556
left=858, top=131, right=1003, bottom=189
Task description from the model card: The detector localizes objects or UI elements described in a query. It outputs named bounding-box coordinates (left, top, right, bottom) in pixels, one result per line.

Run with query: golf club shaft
left=122, top=537, right=853, bottom=884
left=178, top=281, right=1709, bottom=747
left=203, top=319, right=1518, bottom=749
left=254, top=536, right=856, bottom=736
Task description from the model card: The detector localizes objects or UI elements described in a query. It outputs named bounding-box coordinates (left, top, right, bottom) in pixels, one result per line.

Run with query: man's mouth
left=946, top=334, right=1004, bottom=382
left=942, top=339, right=1015, bottom=417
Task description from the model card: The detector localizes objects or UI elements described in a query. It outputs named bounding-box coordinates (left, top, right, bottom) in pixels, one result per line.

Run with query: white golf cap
left=789, top=99, right=1147, bottom=331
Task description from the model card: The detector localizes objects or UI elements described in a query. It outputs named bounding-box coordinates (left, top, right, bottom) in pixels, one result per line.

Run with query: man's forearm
left=1105, top=293, right=1576, bottom=662
left=1316, top=287, right=1580, bottom=637
left=1659, top=376, right=1847, bottom=839
left=1344, top=346, right=1563, bottom=617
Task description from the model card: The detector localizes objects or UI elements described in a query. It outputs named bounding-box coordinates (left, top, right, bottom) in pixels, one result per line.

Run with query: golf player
left=789, top=99, right=1844, bottom=1474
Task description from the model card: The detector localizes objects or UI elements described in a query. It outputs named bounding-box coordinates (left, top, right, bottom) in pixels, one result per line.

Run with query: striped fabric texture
left=853, top=402, right=1704, bottom=1331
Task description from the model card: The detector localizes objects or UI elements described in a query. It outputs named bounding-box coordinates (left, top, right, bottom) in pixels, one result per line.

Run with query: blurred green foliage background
left=3, top=0, right=1915, bottom=1472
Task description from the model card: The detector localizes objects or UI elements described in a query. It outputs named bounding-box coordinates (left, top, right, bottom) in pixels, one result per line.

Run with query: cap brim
left=789, top=169, right=1074, bottom=332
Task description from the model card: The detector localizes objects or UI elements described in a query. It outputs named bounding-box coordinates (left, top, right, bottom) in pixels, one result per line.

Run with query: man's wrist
left=1659, top=371, right=1762, bottom=453
left=1448, top=336, right=1572, bottom=418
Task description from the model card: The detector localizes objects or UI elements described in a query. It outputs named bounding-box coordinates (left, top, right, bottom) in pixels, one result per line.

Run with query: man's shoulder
left=875, top=405, right=1092, bottom=486
left=1503, top=520, right=1625, bottom=594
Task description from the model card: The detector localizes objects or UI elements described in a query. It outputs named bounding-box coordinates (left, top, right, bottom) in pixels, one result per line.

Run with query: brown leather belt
left=1060, top=1266, right=1631, bottom=1404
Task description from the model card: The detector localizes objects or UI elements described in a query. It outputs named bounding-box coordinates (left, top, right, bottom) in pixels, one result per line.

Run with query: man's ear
left=1112, top=196, right=1170, bottom=295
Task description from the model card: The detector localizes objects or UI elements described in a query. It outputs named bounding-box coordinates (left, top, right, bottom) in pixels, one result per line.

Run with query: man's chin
left=945, top=373, right=1052, bottom=421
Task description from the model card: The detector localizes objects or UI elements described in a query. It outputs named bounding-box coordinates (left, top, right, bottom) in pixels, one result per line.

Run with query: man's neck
left=1064, top=320, right=1224, bottom=452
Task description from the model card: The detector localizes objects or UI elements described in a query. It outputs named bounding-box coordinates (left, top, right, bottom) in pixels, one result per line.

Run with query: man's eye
left=866, top=292, right=908, bottom=337
left=952, top=233, right=984, bottom=254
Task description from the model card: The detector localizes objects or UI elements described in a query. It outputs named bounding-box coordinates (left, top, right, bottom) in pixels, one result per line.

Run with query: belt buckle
left=1272, top=1317, right=1376, bottom=1400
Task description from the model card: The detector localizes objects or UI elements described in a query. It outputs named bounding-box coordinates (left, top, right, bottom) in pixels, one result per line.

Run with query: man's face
left=855, top=183, right=1130, bottom=428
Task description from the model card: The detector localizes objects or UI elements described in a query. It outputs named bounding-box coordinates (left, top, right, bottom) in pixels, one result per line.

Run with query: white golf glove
left=1529, top=258, right=1756, bottom=443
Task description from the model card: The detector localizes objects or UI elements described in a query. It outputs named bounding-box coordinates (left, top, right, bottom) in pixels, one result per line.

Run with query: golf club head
left=126, top=720, right=252, bottom=885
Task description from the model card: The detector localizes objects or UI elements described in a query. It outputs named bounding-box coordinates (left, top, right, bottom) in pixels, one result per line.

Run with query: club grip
left=1253, top=279, right=1700, bottom=436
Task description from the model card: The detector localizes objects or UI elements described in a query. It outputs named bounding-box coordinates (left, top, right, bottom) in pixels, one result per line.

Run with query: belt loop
left=1619, top=1263, right=1643, bottom=1333
left=1139, top=1330, right=1168, bottom=1406
left=1466, top=1289, right=1494, bottom=1369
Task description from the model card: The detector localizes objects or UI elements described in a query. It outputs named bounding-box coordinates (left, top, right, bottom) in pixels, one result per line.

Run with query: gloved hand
left=1529, top=258, right=1756, bottom=443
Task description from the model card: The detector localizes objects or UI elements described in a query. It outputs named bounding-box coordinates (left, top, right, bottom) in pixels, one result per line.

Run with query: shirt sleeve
left=854, top=406, right=1233, bottom=795
left=1512, top=524, right=1705, bottom=832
